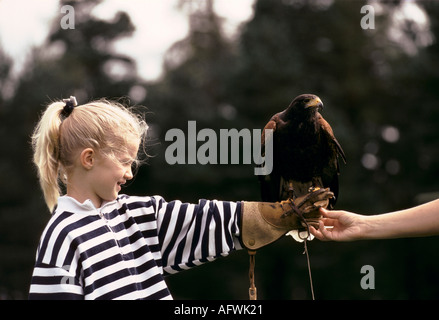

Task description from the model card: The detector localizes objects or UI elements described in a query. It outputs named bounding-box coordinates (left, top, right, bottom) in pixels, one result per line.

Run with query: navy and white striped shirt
left=29, top=195, right=243, bottom=300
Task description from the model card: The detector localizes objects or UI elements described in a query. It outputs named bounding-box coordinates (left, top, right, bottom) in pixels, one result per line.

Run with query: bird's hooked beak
left=305, top=97, right=324, bottom=111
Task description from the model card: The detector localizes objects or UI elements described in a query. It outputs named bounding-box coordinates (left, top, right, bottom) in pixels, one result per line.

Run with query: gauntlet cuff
left=241, top=201, right=301, bottom=250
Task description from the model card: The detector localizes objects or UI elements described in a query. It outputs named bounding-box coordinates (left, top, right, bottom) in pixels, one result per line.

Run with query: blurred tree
left=141, top=0, right=256, bottom=299
left=0, top=48, right=13, bottom=105
left=141, top=0, right=258, bottom=205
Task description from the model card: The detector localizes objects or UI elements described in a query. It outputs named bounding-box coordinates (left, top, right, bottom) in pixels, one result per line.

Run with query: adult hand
left=310, top=207, right=368, bottom=242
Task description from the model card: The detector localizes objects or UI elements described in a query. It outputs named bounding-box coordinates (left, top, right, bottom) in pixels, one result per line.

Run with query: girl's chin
left=101, top=192, right=119, bottom=203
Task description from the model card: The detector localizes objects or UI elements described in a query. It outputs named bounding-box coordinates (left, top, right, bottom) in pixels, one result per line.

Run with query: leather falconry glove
left=241, top=188, right=334, bottom=251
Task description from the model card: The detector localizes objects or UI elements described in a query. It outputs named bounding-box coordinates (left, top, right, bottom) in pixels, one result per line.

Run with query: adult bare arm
left=310, top=198, right=439, bottom=241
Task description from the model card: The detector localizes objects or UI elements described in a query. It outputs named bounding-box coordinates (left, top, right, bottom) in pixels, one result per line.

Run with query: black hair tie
left=60, top=96, right=78, bottom=119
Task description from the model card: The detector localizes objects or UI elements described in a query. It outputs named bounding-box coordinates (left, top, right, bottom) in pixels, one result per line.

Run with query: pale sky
left=0, top=0, right=255, bottom=81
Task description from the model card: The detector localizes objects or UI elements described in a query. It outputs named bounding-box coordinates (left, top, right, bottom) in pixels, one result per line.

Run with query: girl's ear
left=80, top=148, right=95, bottom=169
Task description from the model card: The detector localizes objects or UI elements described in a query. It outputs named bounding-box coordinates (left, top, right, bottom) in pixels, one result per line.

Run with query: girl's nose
left=124, top=167, right=133, bottom=180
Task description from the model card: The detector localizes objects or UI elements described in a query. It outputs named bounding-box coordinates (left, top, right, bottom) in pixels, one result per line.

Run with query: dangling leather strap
left=248, top=250, right=257, bottom=300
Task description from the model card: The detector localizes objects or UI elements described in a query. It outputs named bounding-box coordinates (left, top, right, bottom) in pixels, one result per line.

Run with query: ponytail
left=31, top=101, right=65, bottom=212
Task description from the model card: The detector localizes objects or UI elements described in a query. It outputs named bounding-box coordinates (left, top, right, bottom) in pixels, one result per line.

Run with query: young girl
left=29, top=97, right=331, bottom=300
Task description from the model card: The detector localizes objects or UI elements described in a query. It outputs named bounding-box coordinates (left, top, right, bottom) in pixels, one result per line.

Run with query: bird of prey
left=259, top=94, right=346, bottom=209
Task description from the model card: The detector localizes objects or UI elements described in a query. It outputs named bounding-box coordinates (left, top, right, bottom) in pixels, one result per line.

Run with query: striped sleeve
left=151, top=197, right=243, bottom=274
left=28, top=195, right=244, bottom=299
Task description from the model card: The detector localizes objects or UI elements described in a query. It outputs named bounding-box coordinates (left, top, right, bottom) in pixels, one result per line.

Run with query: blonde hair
left=31, top=98, right=148, bottom=212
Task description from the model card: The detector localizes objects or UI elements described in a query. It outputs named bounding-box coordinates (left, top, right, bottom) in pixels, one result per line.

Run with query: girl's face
left=87, top=141, right=139, bottom=208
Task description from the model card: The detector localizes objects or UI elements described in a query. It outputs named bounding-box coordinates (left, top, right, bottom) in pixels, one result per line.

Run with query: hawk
left=259, top=94, right=346, bottom=209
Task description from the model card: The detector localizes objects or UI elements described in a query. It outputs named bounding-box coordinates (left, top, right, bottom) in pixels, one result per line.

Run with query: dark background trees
left=1, top=0, right=439, bottom=299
